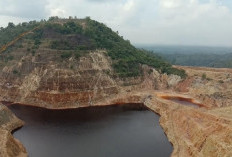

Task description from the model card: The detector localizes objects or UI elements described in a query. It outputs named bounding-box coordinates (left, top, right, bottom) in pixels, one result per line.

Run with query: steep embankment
left=0, top=17, right=184, bottom=109
left=0, top=104, right=26, bottom=157
left=174, top=66, right=232, bottom=108
left=145, top=93, right=232, bottom=157
left=2, top=63, right=232, bottom=157
left=0, top=49, right=182, bottom=109
left=145, top=66, right=232, bottom=157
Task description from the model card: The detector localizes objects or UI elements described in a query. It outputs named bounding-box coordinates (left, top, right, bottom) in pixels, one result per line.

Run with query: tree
left=8, top=22, right=15, bottom=28
left=48, top=16, right=59, bottom=21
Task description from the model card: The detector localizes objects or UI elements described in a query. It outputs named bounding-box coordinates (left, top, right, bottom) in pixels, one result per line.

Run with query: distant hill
left=138, top=45, right=232, bottom=68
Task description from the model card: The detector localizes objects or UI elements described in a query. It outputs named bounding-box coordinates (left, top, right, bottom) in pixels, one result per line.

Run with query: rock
left=145, top=92, right=232, bottom=157
left=0, top=104, right=27, bottom=157
left=1, top=55, right=232, bottom=157
left=167, top=74, right=181, bottom=87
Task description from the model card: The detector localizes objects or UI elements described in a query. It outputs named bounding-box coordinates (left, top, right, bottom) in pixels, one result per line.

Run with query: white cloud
left=149, top=0, right=232, bottom=46
left=0, top=0, right=48, bottom=18
left=0, top=0, right=232, bottom=46
left=50, top=8, right=66, bottom=17
left=0, top=15, right=30, bottom=27
left=123, top=0, right=135, bottom=11
left=160, top=0, right=183, bottom=9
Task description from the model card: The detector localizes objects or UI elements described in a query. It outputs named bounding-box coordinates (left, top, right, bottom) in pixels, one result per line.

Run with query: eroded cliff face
left=0, top=50, right=179, bottom=109
left=0, top=49, right=181, bottom=156
left=174, top=66, right=232, bottom=108
left=0, top=104, right=27, bottom=157
left=1, top=50, right=232, bottom=157
left=145, top=92, right=232, bottom=157
left=0, top=51, right=113, bottom=108
left=143, top=66, right=232, bottom=157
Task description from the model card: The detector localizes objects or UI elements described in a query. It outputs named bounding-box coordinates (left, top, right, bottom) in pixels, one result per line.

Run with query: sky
left=0, top=0, right=232, bottom=47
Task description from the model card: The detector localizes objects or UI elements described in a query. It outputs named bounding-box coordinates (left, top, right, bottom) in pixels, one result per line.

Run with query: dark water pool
left=9, top=104, right=172, bottom=157
left=171, top=99, right=199, bottom=108
left=161, top=96, right=201, bottom=108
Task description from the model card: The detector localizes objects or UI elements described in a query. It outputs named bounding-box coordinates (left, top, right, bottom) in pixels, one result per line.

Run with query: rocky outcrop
left=1, top=51, right=232, bottom=157
left=0, top=51, right=118, bottom=108
left=143, top=65, right=232, bottom=157
left=174, top=66, right=232, bottom=108
left=0, top=50, right=176, bottom=109
left=0, top=104, right=27, bottom=157
left=144, top=92, right=232, bottom=157
left=0, top=47, right=180, bottom=156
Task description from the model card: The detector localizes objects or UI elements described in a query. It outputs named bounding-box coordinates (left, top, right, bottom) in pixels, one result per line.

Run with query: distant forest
left=138, top=45, right=232, bottom=68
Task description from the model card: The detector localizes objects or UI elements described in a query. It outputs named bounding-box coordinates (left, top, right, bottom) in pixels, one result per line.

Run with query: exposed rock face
left=0, top=51, right=117, bottom=108
left=0, top=104, right=27, bottom=157
left=1, top=52, right=232, bottom=157
left=0, top=50, right=174, bottom=109
left=143, top=66, right=232, bottom=157
left=145, top=92, right=232, bottom=157
left=0, top=47, right=178, bottom=156
left=174, top=66, right=232, bottom=108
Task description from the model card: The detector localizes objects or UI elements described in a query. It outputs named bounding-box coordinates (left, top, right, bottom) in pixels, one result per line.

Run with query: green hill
left=0, top=17, right=186, bottom=78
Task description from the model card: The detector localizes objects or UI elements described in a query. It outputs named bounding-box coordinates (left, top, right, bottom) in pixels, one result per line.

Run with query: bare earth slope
left=1, top=54, right=232, bottom=157
left=147, top=66, right=232, bottom=157
left=174, top=66, right=232, bottom=108
left=0, top=50, right=180, bottom=109
left=0, top=104, right=26, bottom=157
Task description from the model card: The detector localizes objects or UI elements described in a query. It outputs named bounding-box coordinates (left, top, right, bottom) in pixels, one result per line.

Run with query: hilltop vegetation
left=0, top=17, right=186, bottom=78
left=0, top=21, right=39, bottom=48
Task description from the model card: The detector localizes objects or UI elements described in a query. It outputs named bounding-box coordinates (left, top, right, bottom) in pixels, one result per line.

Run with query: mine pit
left=8, top=103, right=173, bottom=157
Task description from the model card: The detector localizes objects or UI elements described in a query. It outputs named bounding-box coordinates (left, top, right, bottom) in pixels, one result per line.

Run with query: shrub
left=218, top=80, right=224, bottom=83
left=50, top=40, right=72, bottom=50
left=61, top=52, right=72, bottom=59
left=13, top=70, right=19, bottom=74
left=74, top=51, right=81, bottom=59
left=34, top=39, right=41, bottom=46
left=202, top=73, right=207, bottom=80
left=31, top=50, right=36, bottom=56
